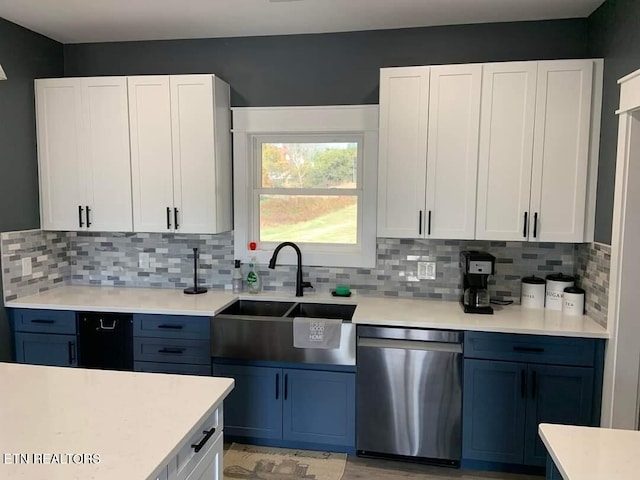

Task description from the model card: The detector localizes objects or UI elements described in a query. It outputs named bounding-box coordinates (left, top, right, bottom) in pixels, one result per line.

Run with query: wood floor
left=341, top=455, right=543, bottom=480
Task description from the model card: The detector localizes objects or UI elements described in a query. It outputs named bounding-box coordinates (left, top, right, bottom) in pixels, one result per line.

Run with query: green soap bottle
left=246, top=257, right=261, bottom=294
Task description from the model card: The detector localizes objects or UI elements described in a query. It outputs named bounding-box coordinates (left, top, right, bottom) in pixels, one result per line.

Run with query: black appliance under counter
left=77, top=312, right=133, bottom=371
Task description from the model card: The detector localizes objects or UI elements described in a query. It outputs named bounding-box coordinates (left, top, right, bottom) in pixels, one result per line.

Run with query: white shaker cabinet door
left=128, top=76, right=175, bottom=233
left=476, top=62, right=538, bottom=241
left=170, top=75, right=232, bottom=234
left=529, top=60, right=593, bottom=242
left=425, top=64, right=482, bottom=239
left=81, top=77, right=133, bottom=232
left=377, top=66, right=430, bottom=238
left=35, top=78, right=86, bottom=231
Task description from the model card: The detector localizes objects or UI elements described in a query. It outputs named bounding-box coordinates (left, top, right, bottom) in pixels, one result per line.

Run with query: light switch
left=21, top=257, right=32, bottom=276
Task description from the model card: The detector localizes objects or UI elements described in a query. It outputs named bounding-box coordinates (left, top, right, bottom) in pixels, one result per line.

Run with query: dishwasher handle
left=358, top=326, right=463, bottom=343
left=358, top=337, right=462, bottom=354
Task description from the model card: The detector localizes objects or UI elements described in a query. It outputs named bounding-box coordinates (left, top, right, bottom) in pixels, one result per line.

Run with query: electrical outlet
left=417, top=261, right=436, bottom=280
left=138, top=252, right=150, bottom=269
left=21, top=257, right=32, bottom=276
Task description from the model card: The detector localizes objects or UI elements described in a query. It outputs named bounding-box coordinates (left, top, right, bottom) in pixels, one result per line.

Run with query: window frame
left=232, top=106, right=379, bottom=268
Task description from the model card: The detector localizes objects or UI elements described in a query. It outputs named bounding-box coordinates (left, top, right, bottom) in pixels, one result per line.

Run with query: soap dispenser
left=246, top=243, right=261, bottom=294
left=232, top=259, right=244, bottom=293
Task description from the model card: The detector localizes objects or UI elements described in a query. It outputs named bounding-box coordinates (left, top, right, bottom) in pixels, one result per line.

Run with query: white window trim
left=232, top=105, right=379, bottom=268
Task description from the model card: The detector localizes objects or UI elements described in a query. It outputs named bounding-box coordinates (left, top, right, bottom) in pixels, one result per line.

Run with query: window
left=233, top=106, right=379, bottom=268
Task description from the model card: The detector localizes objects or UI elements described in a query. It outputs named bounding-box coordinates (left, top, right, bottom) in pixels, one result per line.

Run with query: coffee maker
left=460, top=251, right=496, bottom=314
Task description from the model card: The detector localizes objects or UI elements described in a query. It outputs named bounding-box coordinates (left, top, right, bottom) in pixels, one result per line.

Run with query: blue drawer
left=12, top=309, right=77, bottom=335
left=133, top=314, right=210, bottom=340
left=134, top=361, right=211, bottom=376
left=133, top=338, right=210, bottom=365
left=464, top=332, right=596, bottom=367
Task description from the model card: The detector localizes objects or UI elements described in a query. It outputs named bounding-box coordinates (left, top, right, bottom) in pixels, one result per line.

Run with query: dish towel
left=293, top=317, right=342, bottom=349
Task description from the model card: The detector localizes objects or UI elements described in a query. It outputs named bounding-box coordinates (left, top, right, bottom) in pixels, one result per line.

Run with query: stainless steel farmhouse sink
left=211, top=300, right=356, bottom=366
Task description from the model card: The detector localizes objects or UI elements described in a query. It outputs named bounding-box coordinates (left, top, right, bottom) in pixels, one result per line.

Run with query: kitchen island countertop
left=539, top=423, right=640, bottom=480
left=0, top=362, right=234, bottom=480
left=5, top=285, right=608, bottom=338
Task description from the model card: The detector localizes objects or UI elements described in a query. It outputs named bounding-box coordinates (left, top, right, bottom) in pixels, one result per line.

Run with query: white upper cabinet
left=36, top=77, right=133, bottom=232
left=129, top=74, right=232, bottom=234
left=128, top=76, right=175, bottom=233
left=476, top=59, right=598, bottom=242
left=81, top=77, right=133, bottom=232
left=426, top=64, right=482, bottom=239
left=530, top=60, right=594, bottom=242
left=377, top=64, right=481, bottom=239
left=476, top=62, right=538, bottom=241
left=377, top=66, right=429, bottom=238
left=36, top=79, right=85, bottom=231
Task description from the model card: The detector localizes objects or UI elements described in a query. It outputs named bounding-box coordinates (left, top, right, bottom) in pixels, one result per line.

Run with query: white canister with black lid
left=563, top=286, right=585, bottom=316
left=545, top=273, right=575, bottom=310
left=521, top=276, right=546, bottom=309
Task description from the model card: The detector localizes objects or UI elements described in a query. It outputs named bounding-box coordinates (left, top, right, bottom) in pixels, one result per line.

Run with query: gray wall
left=0, top=18, right=64, bottom=360
left=64, top=19, right=588, bottom=106
left=588, top=0, right=640, bottom=244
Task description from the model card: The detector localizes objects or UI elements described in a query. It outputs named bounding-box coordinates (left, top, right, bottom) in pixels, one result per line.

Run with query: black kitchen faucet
left=268, top=242, right=313, bottom=297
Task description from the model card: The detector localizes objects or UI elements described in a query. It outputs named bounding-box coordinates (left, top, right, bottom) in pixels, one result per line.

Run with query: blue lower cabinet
left=134, top=362, right=211, bottom=376
left=213, top=363, right=283, bottom=440
left=524, top=365, right=594, bottom=466
left=282, top=369, right=355, bottom=446
left=213, top=362, right=356, bottom=450
left=14, top=332, right=77, bottom=367
left=546, top=455, right=563, bottom=479
left=462, top=359, right=527, bottom=464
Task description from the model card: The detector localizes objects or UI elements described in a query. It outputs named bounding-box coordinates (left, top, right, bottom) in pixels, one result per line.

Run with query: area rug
left=223, top=443, right=347, bottom=480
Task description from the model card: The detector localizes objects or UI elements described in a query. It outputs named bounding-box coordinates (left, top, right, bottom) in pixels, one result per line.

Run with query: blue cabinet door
left=462, top=359, right=527, bottom=464
left=282, top=369, right=355, bottom=447
left=524, top=365, right=594, bottom=466
left=15, top=332, right=77, bottom=367
left=212, top=363, right=282, bottom=440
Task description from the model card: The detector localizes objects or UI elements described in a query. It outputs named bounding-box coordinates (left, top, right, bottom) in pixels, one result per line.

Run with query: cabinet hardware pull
left=166, top=207, right=172, bottom=230
left=533, top=212, right=538, bottom=238
left=78, top=206, right=84, bottom=228
left=68, top=341, right=75, bottom=364
left=513, top=346, right=545, bottom=353
left=521, top=369, right=526, bottom=399
left=275, top=373, right=280, bottom=400
left=531, top=371, right=537, bottom=399
left=174, top=208, right=179, bottom=230
left=191, top=428, right=216, bottom=453
left=158, top=348, right=184, bottom=354
left=86, top=206, right=91, bottom=228
left=284, top=373, right=289, bottom=400
left=418, top=211, right=423, bottom=235
left=31, top=319, right=55, bottom=324
left=157, top=324, right=183, bottom=330
left=428, top=210, right=432, bottom=235
left=523, top=212, right=528, bottom=238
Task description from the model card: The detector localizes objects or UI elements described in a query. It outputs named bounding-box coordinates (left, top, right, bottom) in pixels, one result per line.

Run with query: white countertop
left=5, top=285, right=608, bottom=338
left=539, top=423, right=640, bottom=480
left=0, top=362, right=234, bottom=480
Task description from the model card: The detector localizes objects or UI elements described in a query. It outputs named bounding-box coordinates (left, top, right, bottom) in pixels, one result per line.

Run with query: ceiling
left=0, top=0, right=606, bottom=44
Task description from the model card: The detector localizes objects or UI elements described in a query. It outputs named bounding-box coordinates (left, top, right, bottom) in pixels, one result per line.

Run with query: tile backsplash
left=1, top=230, right=70, bottom=302
left=575, top=242, right=611, bottom=328
left=3, top=230, right=587, bottom=307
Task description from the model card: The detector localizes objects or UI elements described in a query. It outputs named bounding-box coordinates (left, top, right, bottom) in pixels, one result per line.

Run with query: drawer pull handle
left=31, top=319, right=55, bottom=324
left=158, top=348, right=184, bottom=354
left=191, top=428, right=216, bottom=453
left=68, top=341, right=75, bottom=364
left=157, top=324, right=183, bottom=330
left=513, top=346, right=545, bottom=353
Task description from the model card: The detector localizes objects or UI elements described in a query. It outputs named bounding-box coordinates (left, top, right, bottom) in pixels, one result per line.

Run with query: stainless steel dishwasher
left=356, top=326, right=463, bottom=466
